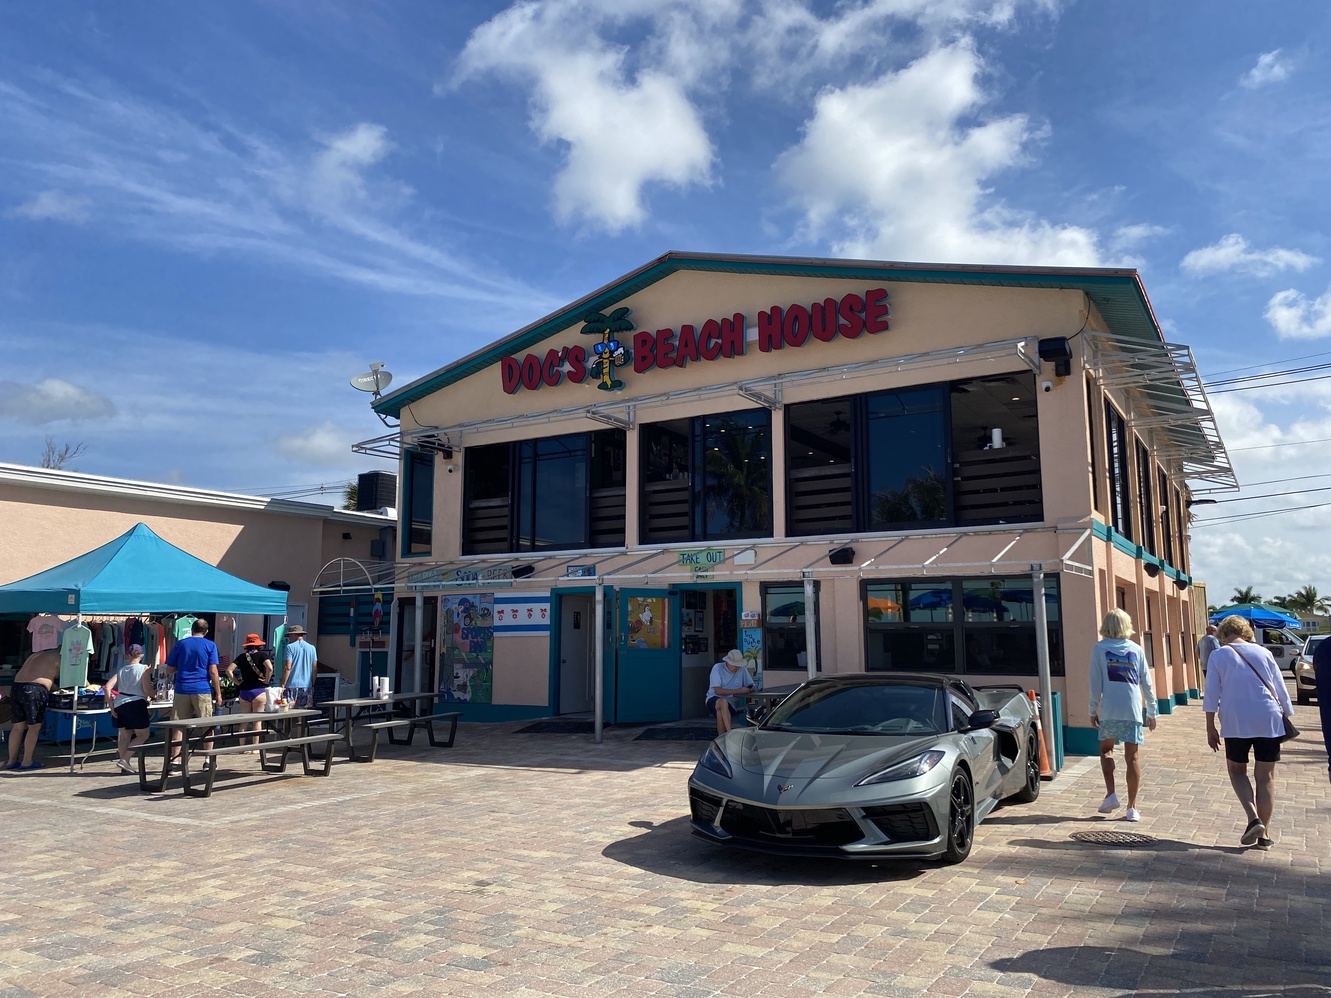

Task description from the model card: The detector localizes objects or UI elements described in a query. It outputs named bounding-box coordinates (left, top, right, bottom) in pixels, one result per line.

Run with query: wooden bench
left=185, top=733, right=341, bottom=797
left=388, top=710, right=461, bottom=749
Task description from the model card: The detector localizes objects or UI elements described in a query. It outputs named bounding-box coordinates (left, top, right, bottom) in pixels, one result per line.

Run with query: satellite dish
left=350, top=363, right=393, bottom=394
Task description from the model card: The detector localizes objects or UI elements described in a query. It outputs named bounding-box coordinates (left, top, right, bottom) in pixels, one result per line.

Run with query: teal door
left=615, top=588, right=680, bottom=724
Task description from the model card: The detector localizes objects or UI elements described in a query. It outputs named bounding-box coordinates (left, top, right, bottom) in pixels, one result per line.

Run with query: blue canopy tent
left=1207, top=603, right=1300, bottom=630
left=0, top=523, right=289, bottom=615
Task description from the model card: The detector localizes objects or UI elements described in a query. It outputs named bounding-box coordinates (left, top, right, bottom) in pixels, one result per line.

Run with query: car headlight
left=856, top=750, right=947, bottom=787
left=699, top=741, right=733, bottom=779
left=1298, top=660, right=1313, bottom=672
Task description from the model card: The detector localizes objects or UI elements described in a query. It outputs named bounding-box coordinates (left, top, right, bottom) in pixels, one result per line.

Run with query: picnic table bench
left=324, top=693, right=462, bottom=762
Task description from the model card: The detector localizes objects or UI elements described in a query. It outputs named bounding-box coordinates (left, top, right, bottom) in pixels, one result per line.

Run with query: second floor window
left=403, top=449, right=434, bottom=557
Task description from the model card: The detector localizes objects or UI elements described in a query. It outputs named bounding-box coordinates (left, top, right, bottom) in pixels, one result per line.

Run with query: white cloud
left=1180, top=233, right=1317, bottom=278
left=774, top=41, right=1100, bottom=265
left=275, top=421, right=364, bottom=468
left=456, top=2, right=716, bottom=232
left=8, top=189, right=91, bottom=223
left=1110, top=223, right=1169, bottom=252
left=0, top=378, right=115, bottom=424
left=1264, top=285, right=1331, bottom=339
left=1240, top=49, right=1293, bottom=89
left=0, top=79, right=541, bottom=307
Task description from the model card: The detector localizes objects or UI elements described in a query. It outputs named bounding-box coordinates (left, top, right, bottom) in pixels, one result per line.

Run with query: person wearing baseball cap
left=280, top=625, right=318, bottom=709
left=226, top=633, right=274, bottom=743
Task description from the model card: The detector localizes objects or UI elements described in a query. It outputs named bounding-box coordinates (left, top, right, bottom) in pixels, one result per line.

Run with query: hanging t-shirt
left=214, top=615, right=236, bottom=667
left=271, top=624, right=290, bottom=685
left=60, top=623, right=94, bottom=689
left=28, top=614, right=66, bottom=652
left=172, top=615, right=197, bottom=642
left=144, top=621, right=164, bottom=667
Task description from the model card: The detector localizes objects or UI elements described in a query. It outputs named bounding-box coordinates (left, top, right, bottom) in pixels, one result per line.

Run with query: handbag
left=1234, top=646, right=1300, bottom=742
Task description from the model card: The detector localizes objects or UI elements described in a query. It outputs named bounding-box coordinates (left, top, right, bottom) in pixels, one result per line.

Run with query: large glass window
left=864, top=576, right=1063, bottom=676
left=785, top=373, right=1040, bottom=536
left=1105, top=402, right=1132, bottom=539
left=1087, top=377, right=1102, bottom=514
left=403, top=449, right=434, bottom=557
left=1157, top=467, right=1173, bottom=566
left=1136, top=441, right=1155, bottom=555
left=761, top=583, right=820, bottom=672
left=867, top=387, right=948, bottom=529
left=640, top=409, right=772, bottom=543
left=462, top=430, right=625, bottom=554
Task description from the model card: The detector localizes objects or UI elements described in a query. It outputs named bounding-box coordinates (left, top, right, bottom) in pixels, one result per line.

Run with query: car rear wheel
left=1009, top=731, right=1042, bottom=804
left=942, top=770, right=974, bottom=864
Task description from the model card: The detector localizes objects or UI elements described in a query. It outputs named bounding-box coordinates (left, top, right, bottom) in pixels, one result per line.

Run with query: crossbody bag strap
left=1232, top=645, right=1283, bottom=706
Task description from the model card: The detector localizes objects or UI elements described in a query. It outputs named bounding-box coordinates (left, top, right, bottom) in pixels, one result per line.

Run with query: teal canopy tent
left=0, top=523, right=288, bottom=615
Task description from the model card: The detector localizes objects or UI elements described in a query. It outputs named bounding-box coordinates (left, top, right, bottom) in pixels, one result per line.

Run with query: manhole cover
left=1070, top=830, right=1157, bottom=847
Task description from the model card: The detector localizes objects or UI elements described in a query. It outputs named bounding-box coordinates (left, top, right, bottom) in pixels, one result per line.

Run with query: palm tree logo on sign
left=581, top=307, right=634, bottom=391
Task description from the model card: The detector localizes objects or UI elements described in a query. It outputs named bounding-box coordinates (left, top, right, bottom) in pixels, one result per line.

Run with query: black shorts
left=706, top=698, right=738, bottom=718
left=1224, top=736, right=1282, bottom=764
left=111, top=698, right=151, bottom=730
left=9, top=681, right=50, bottom=725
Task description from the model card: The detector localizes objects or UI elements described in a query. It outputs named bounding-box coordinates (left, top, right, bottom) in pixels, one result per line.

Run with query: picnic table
left=143, top=708, right=327, bottom=797
left=323, top=691, right=461, bottom=762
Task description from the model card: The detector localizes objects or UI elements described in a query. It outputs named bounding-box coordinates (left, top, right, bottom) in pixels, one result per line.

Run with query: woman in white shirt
left=1203, top=615, right=1295, bottom=851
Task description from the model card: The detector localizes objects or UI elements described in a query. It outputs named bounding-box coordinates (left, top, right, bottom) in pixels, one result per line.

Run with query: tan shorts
left=171, top=694, right=214, bottom=720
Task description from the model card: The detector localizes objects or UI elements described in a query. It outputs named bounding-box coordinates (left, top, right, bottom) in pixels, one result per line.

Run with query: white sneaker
left=1123, top=807, right=1140, bottom=822
left=1098, top=793, right=1120, bottom=813
left=115, top=759, right=134, bottom=774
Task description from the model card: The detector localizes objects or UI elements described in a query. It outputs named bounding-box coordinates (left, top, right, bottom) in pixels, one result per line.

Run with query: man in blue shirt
left=164, top=618, right=222, bottom=765
left=280, top=625, right=318, bottom=709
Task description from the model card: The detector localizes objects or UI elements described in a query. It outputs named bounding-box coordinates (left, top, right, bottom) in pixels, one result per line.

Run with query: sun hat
left=286, top=625, right=305, bottom=636
left=723, top=649, right=746, bottom=668
left=243, top=633, right=263, bottom=647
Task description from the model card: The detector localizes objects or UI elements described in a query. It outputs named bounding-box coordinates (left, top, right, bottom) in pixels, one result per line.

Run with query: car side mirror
left=966, top=709, right=999, bottom=731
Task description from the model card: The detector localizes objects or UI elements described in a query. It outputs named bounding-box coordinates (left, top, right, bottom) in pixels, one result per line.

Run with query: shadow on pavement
left=602, top=814, right=928, bottom=887
left=990, top=945, right=1331, bottom=996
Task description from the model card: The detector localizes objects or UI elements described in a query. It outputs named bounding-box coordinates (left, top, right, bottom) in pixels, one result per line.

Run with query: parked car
left=687, top=674, right=1042, bottom=865
left=1295, top=635, right=1324, bottom=705
left=1257, top=627, right=1303, bottom=675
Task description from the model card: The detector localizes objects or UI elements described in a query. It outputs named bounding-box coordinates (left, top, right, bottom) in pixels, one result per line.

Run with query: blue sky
left=2, top=0, right=1330, bottom=601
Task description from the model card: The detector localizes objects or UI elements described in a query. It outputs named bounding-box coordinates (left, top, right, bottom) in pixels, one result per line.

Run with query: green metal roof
left=374, top=251, right=1160, bottom=417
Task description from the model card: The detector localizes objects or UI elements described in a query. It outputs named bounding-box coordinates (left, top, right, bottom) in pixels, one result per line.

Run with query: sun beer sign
left=499, top=288, right=890, bottom=395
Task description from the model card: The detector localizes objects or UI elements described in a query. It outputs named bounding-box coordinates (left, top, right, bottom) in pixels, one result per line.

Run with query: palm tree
left=704, top=417, right=771, bottom=534
left=1283, top=585, right=1330, bottom=617
left=871, top=469, right=947, bottom=525
left=1232, top=586, right=1262, bottom=605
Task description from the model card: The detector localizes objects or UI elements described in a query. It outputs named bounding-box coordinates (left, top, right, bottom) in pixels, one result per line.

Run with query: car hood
left=736, top=729, right=940, bottom=784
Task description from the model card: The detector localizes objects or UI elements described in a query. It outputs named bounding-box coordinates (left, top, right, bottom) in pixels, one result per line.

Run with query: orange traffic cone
left=1027, top=689, right=1053, bottom=777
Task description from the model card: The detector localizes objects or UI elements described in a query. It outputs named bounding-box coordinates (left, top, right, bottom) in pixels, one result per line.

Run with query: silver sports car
left=688, top=674, right=1043, bottom=864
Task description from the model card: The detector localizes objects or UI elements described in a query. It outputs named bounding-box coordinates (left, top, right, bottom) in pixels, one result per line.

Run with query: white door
left=559, top=595, right=594, bottom=714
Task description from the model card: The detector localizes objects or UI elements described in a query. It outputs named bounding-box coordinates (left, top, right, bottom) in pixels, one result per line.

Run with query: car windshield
left=762, top=683, right=945, bottom=735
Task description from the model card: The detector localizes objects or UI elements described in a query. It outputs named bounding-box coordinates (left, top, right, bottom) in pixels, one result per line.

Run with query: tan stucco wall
left=0, top=485, right=386, bottom=678
left=493, top=634, right=549, bottom=705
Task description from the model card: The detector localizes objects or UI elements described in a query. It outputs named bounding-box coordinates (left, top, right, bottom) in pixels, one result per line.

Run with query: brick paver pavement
left=0, top=694, right=1328, bottom=998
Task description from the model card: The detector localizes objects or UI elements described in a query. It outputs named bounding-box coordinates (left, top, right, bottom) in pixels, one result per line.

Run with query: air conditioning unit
left=357, top=471, right=397, bottom=512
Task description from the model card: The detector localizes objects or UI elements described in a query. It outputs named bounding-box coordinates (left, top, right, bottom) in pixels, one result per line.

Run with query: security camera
left=446, top=464, right=457, bottom=474
left=1041, top=380, right=1053, bottom=393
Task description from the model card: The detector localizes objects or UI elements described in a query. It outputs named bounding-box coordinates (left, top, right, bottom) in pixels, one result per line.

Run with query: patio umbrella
left=1208, top=603, right=1301, bottom=629
left=999, top=588, right=1058, bottom=604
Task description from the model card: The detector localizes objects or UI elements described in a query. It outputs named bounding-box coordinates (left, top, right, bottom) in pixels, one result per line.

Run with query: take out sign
left=500, top=288, right=890, bottom=395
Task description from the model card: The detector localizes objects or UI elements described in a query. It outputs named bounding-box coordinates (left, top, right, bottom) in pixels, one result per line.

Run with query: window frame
left=401, top=448, right=435, bottom=558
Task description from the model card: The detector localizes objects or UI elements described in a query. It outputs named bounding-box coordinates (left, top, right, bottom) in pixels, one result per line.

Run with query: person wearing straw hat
left=226, top=633, right=274, bottom=744
left=280, top=626, right=318, bottom=710
left=706, top=649, right=756, bottom=737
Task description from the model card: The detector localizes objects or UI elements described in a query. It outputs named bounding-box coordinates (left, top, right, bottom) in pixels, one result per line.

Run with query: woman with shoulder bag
left=1203, top=614, right=1296, bottom=850
left=225, top=634, right=273, bottom=747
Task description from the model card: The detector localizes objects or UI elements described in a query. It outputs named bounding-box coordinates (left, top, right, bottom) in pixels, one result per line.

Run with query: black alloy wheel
left=942, top=770, right=975, bottom=864
left=1010, top=731, right=1042, bottom=804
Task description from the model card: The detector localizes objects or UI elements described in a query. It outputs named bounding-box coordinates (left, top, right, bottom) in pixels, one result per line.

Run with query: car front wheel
left=942, top=770, right=975, bottom=864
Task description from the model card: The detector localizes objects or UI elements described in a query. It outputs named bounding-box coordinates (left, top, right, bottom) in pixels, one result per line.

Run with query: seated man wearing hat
left=280, top=626, right=318, bottom=709
left=707, top=649, right=756, bottom=737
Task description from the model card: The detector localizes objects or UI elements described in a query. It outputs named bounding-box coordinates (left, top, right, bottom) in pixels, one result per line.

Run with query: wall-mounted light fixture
left=1037, top=336, right=1073, bottom=377
left=828, top=546, right=856, bottom=566
left=1144, top=563, right=1161, bottom=578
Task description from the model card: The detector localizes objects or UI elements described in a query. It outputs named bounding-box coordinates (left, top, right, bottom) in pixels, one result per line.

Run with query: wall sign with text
left=499, top=288, right=890, bottom=395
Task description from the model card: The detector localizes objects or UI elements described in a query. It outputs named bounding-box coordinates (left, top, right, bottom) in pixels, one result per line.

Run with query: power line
left=1203, top=348, right=1331, bottom=381
left=1227, top=436, right=1331, bottom=453
left=1208, top=371, right=1331, bottom=394
left=1192, top=499, right=1331, bottom=527
left=1200, top=484, right=1331, bottom=504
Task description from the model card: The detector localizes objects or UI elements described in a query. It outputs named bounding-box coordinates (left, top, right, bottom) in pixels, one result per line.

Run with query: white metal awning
left=311, top=524, right=1094, bottom=596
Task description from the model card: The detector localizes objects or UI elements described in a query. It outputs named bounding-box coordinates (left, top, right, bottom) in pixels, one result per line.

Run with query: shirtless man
left=3, top=650, right=60, bottom=771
